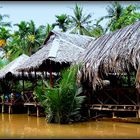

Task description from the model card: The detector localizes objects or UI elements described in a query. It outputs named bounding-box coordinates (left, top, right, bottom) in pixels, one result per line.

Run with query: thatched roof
left=78, top=21, right=140, bottom=90
left=0, top=54, right=29, bottom=79
left=17, top=30, right=94, bottom=72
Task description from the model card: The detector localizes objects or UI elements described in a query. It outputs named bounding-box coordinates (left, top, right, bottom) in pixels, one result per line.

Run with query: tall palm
left=69, top=4, right=92, bottom=35
left=99, top=1, right=124, bottom=32
left=27, top=20, right=45, bottom=55
left=13, top=21, right=29, bottom=56
left=89, top=20, right=105, bottom=38
left=5, top=33, right=23, bottom=61
left=0, top=14, right=11, bottom=28
left=45, top=23, right=54, bottom=38
left=14, top=21, right=29, bottom=40
left=52, top=14, right=70, bottom=32
left=113, top=4, right=140, bottom=31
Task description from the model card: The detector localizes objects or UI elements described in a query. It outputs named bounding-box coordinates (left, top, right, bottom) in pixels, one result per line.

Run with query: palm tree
left=27, top=20, right=46, bottom=55
left=0, top=14, right=11, bottom=28
left=45, top=23, right=54, bottom=38
left=89, top=21, right=105, bottom=38
left=112, top=4, right=140, bottom=31
left=14, top=21, right=29, bottom=40
left=99, top=1, right=124, bottom=32
left=13, top=21, right=29, bottom=55
left=52, top=14, right=70, bottom=32
left=0, top=6, right=11, bottom=27
left=69, top=4, right=92, bottom=35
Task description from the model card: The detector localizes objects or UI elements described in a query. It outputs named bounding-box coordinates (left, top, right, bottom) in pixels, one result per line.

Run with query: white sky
left=0, top=1, right=140, bottom=32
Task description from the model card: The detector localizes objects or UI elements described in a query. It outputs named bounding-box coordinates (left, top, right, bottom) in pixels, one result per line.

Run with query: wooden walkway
left=90, top=104, right=139, bottom=112
left=24, top=102, right=44, bottom=117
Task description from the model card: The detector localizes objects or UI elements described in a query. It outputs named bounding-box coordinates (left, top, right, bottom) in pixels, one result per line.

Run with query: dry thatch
left=78, top=21, right=140, bottom=90
left=17, top=30, right=94, bottom=72
left=0, top=54, right=29, bottom=79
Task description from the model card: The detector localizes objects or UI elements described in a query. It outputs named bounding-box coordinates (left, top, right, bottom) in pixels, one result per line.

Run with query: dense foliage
left=0, top=2, right=140, bottom=66
left=39, top=65, right=86, bottom=124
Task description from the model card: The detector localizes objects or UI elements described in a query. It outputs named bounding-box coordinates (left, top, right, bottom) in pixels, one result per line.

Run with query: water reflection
left=0, top=114, right=140, bottom=138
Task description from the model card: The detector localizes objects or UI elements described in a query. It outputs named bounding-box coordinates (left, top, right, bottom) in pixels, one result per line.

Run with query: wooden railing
left=90, top=104, right=139, bottom=112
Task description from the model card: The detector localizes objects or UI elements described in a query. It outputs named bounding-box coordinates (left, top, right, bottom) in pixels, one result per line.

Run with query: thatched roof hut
left=78, top=21, right=140, bottom=90
left=17, top=30, right=94, bottom=72
left=0, top=54, right=30, bottom=79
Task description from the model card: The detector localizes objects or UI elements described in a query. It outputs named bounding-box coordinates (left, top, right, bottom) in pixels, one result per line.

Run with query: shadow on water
left=0, top=114, right=140, bottom=139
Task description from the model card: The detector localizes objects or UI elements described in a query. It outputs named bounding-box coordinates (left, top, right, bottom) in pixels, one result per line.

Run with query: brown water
left=0, top=114, right=140, bottom=139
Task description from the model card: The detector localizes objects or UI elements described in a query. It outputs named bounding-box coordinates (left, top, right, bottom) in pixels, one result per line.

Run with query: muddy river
left=0, top=114, right=140, bottom=139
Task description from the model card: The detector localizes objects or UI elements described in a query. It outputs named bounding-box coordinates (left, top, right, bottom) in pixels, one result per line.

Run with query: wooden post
left=2, top=95, right=4, bottom=113
left=27, top=106, right=30, bottom=115
left=112, top=112, right=116, bottom=118
left=8, top=105, right=11, bottom=114
left=37, top=106, right=40, bottom=117
left=50, top=60, right=53, bottom=88
left=2, top=104, right=4, bottom=113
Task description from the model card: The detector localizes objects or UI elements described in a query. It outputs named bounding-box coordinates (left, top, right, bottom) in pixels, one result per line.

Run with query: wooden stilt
left=37, top=106, right=40, bottom=117
left=8, top=105, right=11, bottom=114
left=2, top=104, right=4, bottom=113
left=112, top=112, right=116, bottom=118
left=27, top=106, right=30, bottom=115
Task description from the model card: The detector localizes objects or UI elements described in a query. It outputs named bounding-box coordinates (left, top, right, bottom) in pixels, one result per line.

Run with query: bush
left=40, top=65, right=86, bottom=124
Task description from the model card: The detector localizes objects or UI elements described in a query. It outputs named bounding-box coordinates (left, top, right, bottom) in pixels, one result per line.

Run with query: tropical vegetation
left=0, top=2, right=140, bottom=123
left=0, top=2, right=140, bottom=66
left=40, top=65, right=86, bottom=124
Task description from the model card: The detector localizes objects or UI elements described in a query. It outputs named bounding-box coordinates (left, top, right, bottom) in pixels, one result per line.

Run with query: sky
left=0, top=1, right=140, bottom=32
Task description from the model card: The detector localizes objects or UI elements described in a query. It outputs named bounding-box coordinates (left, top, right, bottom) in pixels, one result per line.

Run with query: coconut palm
left=27, top=20, right=46, bottom=55
left=112, top=4, right=140, bottom=31
left=45, top=23, right=54, bottom=38
left=99, top=1, right=124, bottom=32
left=69, top=4, right=92, bottom=35
left=52, top=14, right=70, bottom=32
left=14, top=21, right=29, bottom=39
left=89, top=19, right=105, bottom=38
left=0, top=14, right=11, bottom=28
left=13, top=21, right=29, bottom=55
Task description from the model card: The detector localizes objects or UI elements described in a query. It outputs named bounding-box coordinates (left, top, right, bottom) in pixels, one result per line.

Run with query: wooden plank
left=90, top=104, right=139, bottom=112
left=91, top=107, right=138, bottom=111
left=24, top=102, right=36, bottom=106
left=91, top=104, right=139, bottom=107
